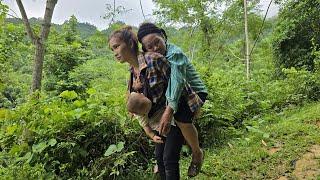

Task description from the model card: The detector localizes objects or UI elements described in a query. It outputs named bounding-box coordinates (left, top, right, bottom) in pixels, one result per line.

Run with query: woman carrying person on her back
left=109, top=26, right=184, bottom=180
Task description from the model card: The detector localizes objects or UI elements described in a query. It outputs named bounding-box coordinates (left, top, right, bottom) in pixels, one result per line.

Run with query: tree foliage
left=153, top=0, right=220, bottom=54
left=44, top=16, right=93, bottom=93
left=0, top=1, right=8, bottom=23
left=153, top=0, right=269, bottom=59
left=272, top=0, right=320, bottom=72
left=0, top=22, right=32, bottom=108
left=0, top=1, right=320, bottom=179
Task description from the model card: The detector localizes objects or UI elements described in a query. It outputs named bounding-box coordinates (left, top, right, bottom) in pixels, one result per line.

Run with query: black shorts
left=173, top=92, right=207, bottom=123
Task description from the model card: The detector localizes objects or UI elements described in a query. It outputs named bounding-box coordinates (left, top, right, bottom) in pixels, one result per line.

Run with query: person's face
left=109, top=37, right=132, bottom=64
left=141, top=33, right=166, bottom=55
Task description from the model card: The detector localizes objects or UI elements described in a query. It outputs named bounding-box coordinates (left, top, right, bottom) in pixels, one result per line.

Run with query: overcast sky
left=3, top=0, right=278, bottom=30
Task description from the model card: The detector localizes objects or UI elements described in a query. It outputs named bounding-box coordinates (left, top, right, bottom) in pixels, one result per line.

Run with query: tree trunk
left=16, top=0, right=58, bottom=92
left=200, top=23, right=211, bottom=56
left=31, top=40, right=45, bottom=92
left=244, top=0, right=250, bottom=80
left=40, top=0, right=57, bottom=41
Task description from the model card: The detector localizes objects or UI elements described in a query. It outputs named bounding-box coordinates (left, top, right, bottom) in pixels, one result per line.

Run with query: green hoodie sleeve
left=165, top=53, right=187, bottom=112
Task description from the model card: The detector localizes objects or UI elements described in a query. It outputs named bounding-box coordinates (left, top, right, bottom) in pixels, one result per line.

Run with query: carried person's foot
left=187, top=149, right=204, bottom=177
left=153, top=164, right=159, bottom=174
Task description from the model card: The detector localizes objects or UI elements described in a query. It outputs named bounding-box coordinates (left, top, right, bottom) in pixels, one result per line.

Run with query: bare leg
left=175, top=121, right=203, bottom=162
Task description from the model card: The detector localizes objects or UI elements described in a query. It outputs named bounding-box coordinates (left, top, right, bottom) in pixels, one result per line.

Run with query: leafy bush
left=43, top=16, right=93, bottom=93
left=272, top=0, right=320, bottom=73
left=195, top=42, right=320, bottom=145
left=0, top=89, right=152, bottom=179
left=0, top=22, right=32, bottom=108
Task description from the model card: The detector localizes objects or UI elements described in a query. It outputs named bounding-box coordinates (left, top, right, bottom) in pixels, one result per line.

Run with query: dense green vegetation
left=180, top=102, right=320, bottom=179
left=0, top=0, right=319, bottom=179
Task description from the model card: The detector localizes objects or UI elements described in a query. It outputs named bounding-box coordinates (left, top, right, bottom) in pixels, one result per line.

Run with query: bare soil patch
left=268, top=142, right=283, bottom=155
left=277, top=176, right=288, bottom=180
left=268, top=147, right=281, bottom=155
left=292, top=145, right=320, bottom=179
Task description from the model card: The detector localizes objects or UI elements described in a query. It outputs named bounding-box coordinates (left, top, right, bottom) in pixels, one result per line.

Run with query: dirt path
left=292, top=145, right=320, bottom=179
left=277, top=119, right=320, bottom=180
left=278, top=145, right=320, bottom=180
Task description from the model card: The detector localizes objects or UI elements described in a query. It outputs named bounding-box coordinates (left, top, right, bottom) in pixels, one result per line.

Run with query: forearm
left=164, top=105, right=174, bottom=117
left=142, top=125, right=155, bottom=139
left=158, top=106, right=174, bottom=136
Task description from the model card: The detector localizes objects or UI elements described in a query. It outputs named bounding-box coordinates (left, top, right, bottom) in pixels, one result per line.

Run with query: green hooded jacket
left=165, top=43, right=208, bottom=112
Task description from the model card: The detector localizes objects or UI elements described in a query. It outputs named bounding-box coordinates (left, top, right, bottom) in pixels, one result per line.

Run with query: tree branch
left=9, top=7, right=20, bottom=19
left=227, top=47, right=245, bottom=61
left=40, top=0, right=58, bottom=42
left=139, top=0, right=146, bottom=20
left=15, top=0, right=36, bottom=43
left=6, top=13, right=20, bottom=19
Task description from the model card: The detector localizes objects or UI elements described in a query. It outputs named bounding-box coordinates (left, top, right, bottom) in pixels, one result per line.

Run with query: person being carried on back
left=137, top=22, right=209, bottom=177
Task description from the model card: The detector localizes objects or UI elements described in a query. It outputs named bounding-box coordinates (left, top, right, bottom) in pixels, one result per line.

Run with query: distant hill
left=5, top=17, right=98, bottom=39
left=77, top=22, right=97, bottom=38
left=100, top=21, right=139, bottom=37
left=100, top=21, right=126, bottom=36
left=5, top=18, right=143, bottom=39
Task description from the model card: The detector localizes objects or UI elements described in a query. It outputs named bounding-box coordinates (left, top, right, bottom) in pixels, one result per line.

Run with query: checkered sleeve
left=145, top=53, right=170, bottom=104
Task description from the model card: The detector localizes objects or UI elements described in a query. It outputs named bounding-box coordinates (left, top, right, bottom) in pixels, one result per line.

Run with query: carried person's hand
left=152, top=135, right=164, bottom=143
left=159, top=115, right=171, bottom=136
left=158, top=106, right=174, bottom=136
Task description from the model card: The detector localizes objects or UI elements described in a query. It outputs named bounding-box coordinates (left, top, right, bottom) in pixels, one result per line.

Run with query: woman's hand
left=152, top=135, right=164, bottom=143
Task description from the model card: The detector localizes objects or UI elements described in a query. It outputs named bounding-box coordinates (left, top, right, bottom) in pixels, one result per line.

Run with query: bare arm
left=142, top=125, right=163, bottom=143
left=158, top=106, right=174, bottom=136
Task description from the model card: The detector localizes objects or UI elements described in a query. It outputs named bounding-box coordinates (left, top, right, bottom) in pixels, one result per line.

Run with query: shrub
left=0, top=89, right=152, bottom=179
left=272, top=0, right=320, bottom=73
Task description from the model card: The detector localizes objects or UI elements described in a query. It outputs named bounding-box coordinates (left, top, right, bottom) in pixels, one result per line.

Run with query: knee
left=176, top=121, right=193, bottom=128
left=163, top=153, right=180, bottom=168
left=175, top=121, right=185, bottom=128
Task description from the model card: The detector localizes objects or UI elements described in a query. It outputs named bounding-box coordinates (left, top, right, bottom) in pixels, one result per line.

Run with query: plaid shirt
left=129, top=52, right=170, bottom=118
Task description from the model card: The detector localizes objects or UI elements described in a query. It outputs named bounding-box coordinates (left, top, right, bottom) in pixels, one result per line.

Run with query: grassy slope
left=178, top=102, right=320, bottom=179
left=59, top=57, right=320, bottom=179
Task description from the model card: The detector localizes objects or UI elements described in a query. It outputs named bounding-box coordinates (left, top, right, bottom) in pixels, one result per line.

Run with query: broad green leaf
left=0, top=108, right=8, bottom=118
left=26, top=152, right=33, bottom=164
left=263, top=133, right=270, bottom=139
left=32, top=141, right=48, bottom=153
left=73, top=100, right=85, bottom=107
left=104, top=144, right=117, bottom=157
left=116, top=141, right=125, bottom=152
left=86, top=88, right=96, bottom=95
left=246, top=126, right=264, bottom=134
left=48, top=139, right=57, bottom=147
left=9, top=144, right=22, bottom=155
left=6, top=124, right=18, bottom=135
left=59, top=90, right=78, bottom=100
left=79, top=148, right=88, bottom=157
left=44, top=108, right=51, bottom=114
